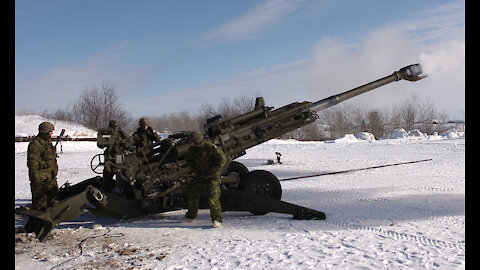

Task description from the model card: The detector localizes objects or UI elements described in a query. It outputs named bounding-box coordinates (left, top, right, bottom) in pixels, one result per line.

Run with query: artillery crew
left=27, top=121, right=59, bottom=211
left=131, top=117, right=161, bottom=149
left=184, top=131, right=226, bottom=228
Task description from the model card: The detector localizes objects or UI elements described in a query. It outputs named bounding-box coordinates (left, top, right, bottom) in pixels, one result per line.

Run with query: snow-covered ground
left=15, top=116, right=465, bottom=269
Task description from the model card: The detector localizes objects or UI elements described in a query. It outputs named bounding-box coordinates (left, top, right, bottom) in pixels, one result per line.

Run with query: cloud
left=398, top=0, right=465, bottom=45
left=201, top=0, right=305, bottom=43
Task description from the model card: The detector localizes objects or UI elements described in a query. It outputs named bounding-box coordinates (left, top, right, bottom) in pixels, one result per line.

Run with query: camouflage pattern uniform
left=131, top=117, right=161, bottom=149
left=184, top=132, right=226, bottom=222
left=103, top=120, right=130, bottom=189
left=27, top=122, right=58, bottom=210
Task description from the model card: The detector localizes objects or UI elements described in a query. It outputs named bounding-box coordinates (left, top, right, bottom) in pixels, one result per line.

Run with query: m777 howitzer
left=17, top=64, right=426, bottom=241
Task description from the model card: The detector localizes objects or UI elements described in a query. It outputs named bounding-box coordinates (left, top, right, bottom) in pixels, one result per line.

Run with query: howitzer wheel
left=223, top=161, right=249, bottom=188
left=226, top=161, right=249, bottom=177
left=239, top=170, right=282, bottom=215
left=90, top=153, right=105, bottom=174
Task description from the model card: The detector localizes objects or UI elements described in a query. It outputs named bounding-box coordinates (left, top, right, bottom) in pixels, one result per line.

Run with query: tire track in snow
left=354, top=197, right=389, bottom=203
left=314, top=194, right=391, bottom=204
left=415, top=186, right=456, bottom=192
left=327, top=221, right=465, bottom=251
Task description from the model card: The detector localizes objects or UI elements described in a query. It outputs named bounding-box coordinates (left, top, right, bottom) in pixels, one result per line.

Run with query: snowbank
left=325, top=132, right=376, bottom=143
left=15, top=115, right=97, bottom=138
left=442, top=129, right=465, bottom=139
left=355, top=132, right=376, bottom=142
left=330, top=129, right=465, bottom=143
left=389, top=128, right=464, bottom=140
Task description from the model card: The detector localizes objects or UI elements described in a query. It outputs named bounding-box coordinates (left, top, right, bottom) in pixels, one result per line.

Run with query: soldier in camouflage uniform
left=184, top=131, right=226, bottom=228
left=103, top=120, right=130, bottom=190
left=131, top=117, right=161, bottom=149
left=27, top=122, right=59, bottom=210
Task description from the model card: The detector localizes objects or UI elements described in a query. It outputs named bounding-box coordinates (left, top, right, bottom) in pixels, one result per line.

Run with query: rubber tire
left=225, top=161, right=249, bottom=177
left=239, top=170, right=282, bottom=215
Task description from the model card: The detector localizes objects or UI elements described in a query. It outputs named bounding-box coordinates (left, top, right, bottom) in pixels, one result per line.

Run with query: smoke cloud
left=305, top=27, right=465, bottom=119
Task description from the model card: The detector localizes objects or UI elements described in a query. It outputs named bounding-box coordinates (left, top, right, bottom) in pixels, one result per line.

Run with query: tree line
left=19, top=81, right=458, bottom=140
left=284, top=95, right=453, bottom=141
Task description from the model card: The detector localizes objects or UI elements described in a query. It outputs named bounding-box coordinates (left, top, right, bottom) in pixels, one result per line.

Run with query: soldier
left=27, top=122, right=59, bottom=210
left=131, top=117, right=161, bottom=149
left=103, top=120, right=130, bottom=190
left=184, top=131, right=226, bottom=228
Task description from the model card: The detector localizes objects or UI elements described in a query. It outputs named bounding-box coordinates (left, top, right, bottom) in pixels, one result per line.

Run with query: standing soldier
left=131, top=117, right=161, bottom=149
left=27, top=121, right=59, bottom=211
left=184, top=131, right=226, bottom=228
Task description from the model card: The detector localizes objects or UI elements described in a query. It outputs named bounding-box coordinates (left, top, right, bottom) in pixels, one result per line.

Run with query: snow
left=15, top=116, right=465, bottom=269
left=15, top=115, right=97, bottom=138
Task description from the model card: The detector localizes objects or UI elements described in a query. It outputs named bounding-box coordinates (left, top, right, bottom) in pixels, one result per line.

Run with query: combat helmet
left=38, top=122, right=54, bottom=133
left=108, top=120, right=119, bottom=128
left=189, top=131, right=204, bottom=144
left=139, top=117, right=149, bottom=127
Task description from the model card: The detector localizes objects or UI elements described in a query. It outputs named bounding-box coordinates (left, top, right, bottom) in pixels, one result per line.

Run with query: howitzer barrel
left=310, top=63, right=426, bottom=112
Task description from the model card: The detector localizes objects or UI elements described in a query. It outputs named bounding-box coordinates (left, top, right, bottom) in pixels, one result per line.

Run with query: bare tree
left=317, top=104, right=364, bottom=138
left=217, top=96, right=255, bottom=118
left=150, top=96, right=255, bottom=134
left=72, top=80, right=132, bottom=130
left=47, top=107, right=74, bottom=122
left=366, top=111, right=385, bottom=139
left=387, top=94, right=438, bottom=134
left=196, top=95, right=256, bottom=127
left=196, top=103, right=217, bottom=128
left=149, top=111, right=202, bottom=133
left=148, top=95, right=255, bottom=134
left=284, top=123, right=328, bottom=141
